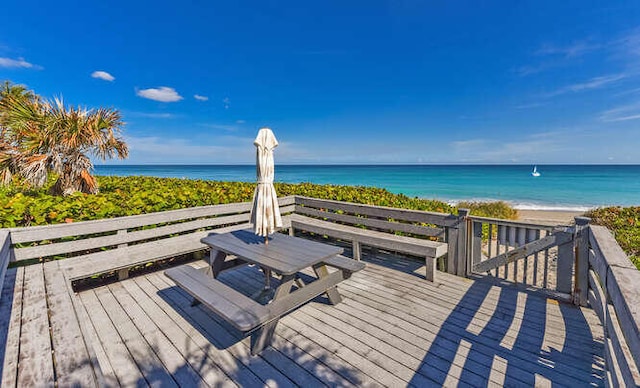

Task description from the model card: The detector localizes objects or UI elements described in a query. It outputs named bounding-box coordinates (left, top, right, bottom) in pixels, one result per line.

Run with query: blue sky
left=1, top=1, right=640, bottom=164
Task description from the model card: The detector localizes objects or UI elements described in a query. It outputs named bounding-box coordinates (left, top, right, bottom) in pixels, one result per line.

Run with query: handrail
left=587, top=225, right=640, bottom=386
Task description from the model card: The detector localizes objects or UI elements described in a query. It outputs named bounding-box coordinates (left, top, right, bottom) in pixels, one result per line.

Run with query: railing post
left=574, top=217, right=591, bottom=306
left=455, top=209, right=469, bottom=277
left=556, top=228, right=575, bottom=295
left=469, top=220, right=482, bottom=277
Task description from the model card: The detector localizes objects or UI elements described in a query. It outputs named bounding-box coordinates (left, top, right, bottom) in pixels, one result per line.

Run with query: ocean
left=94, top=164, right=640, bottom=211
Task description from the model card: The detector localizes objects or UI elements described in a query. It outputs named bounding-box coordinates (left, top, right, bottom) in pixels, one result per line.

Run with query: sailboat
left=531, top=165, right=541, bottom=177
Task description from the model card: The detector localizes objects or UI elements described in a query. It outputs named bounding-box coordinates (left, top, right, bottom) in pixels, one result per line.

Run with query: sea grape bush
left=586, top=206, right=640, bottom=269
left=457, top=201, right=518, bottom=220
left=0, top=176, right=456, bottom=228
left=1, top=176, right=636, bottom=269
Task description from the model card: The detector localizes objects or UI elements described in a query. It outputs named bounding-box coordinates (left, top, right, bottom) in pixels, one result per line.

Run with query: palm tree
left=0, top=87, right=128, bottom=195
left=0, top=81, right=37, bottom=185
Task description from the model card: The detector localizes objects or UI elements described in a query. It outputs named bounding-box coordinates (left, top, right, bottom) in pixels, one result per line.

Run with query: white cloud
left=123, top=135, right=254, bottom=163
left=535, top=41, right=601, bottom=58
left=91, top=70, right=115, bottom=81
left=136, top=86, right=183, bottom=102
left=200, top=123, right=239, bottom=132
left=599, top=102, right=640, bottom=122
left=514, top=102, right=545, bottom=110
left=236, top=120, right=246, bottom=124
left=194, top=94, right=208, bottom=101
left=127, top=111, right=175, bottom=119
left=0, top=57, right=40, bottom=69
left=223, top=97, right=230, bottom=109
left=546, top=73, right=627, bottom=97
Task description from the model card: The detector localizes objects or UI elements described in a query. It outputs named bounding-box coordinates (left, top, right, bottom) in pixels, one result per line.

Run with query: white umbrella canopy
left=249, top=127, right=282, bottom=243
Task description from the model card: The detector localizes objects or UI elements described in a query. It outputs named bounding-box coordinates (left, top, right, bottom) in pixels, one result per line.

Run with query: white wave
left=442, top=198, right=594, bottom=212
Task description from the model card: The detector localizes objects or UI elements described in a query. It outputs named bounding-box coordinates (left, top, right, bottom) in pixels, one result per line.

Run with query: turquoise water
left=94, top=164, right=640, bottom=210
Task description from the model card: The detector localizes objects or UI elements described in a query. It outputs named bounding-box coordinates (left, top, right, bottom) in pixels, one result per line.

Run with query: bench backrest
left=8, top=196, right=296, bottom=264
left=294, top=196, right=454, bottom=241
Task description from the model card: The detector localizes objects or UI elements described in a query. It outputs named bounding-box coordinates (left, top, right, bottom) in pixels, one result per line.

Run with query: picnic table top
left=201, top=229, right=344, bottom=275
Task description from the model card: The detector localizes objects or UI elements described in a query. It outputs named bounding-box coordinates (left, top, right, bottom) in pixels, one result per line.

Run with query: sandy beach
left=517, top=209, right=585, bottom=225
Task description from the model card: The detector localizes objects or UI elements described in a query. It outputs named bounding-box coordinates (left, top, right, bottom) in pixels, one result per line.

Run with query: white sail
left=531, top=165, right=541, bottom=177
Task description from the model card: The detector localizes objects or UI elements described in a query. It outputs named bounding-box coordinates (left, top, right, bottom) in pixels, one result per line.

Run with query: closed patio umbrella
left=249, top=127, right=282, bottom=244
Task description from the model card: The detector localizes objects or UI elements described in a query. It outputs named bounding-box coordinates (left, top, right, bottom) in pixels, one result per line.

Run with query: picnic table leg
left=313, top=264, right=343, bottom=305
left=209, top=250, right=228, bottom=278
left=193, top=249, right=227, bottom=306
left=251, top=274, right=297, bottom=355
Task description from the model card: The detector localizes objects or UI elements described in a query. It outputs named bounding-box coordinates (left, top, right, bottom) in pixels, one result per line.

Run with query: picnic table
left=166, top=229, right=365, bottom=354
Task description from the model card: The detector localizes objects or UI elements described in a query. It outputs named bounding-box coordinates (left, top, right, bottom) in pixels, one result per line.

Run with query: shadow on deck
left=1, top=251, right=605, bottom=387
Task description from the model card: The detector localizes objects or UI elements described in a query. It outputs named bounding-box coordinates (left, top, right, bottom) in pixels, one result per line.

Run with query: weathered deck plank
left=0, top=267, right=23, bottom=387
left=1, top=253, right=605, bottom=387
left=345, top=271, right=603, bottom=377
left=359, top=262, right=604, bottom=355
left=17, top=264, right=55, bottom=387
left=93, top=286, right=179, bottom=387
left=42, top=261, right=97, bottom=387
left=229, top=260, right=596, bottom=386
left=107, top=282, right=215, bottom=387
left=149, top=271, right=331, bottom=388
left=119, top=278, right=241, bottom=387
left=132, top=274, right=286, bottom=387
left=79, top=289, right=149, bottom=387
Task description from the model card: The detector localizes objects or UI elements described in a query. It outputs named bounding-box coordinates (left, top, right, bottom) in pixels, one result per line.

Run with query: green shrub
left=457, top=201, right=518, bottom=220
left=585, top=206, right=640, bottom=269
left=0, top=176, right=520, bottom=228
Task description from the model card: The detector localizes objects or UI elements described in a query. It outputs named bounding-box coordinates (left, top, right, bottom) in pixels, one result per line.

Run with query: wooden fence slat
left=473, top=232, right=572, bottom=273
left=455, top=209, right=469, bottom=276
left=574, top=218, right=590, bottom=306
left=13, top=211, right=256, bottom=262
left=588, top=270, right=606, bottom=324
left=604, top=336, right=625, bottom=388
left=295, top=205, right=445, bottom=237
left=470, top=221, right=482, bottom=272
left=295, top=196, right=455, bottom=226
left=556, top=237, right=574, bottom=295
left=467, top=215, right=555, bottom=231
left=605, top=266, right=640, bottom=373
left=605, top=303, right=640, bottom=386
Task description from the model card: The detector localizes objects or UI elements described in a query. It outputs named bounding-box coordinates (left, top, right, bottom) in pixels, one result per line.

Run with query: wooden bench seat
left=60, top=223, right=250, bottom=286
left=165, top=265, right=271, bottom=332
left=289, top=213, right=447, bottom=281
left=323, top=255, right=366, bottom=273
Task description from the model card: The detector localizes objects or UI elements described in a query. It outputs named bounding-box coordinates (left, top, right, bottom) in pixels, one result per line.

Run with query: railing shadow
left=412, top=275, right=605, bottom=386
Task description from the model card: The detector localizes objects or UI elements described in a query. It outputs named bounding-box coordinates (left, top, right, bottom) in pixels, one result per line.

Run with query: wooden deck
left=1, top=252, right=605, bottom=387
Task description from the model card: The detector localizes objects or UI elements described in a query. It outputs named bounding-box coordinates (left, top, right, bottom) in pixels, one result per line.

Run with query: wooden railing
left=587, top=225, right=640, bottom=386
